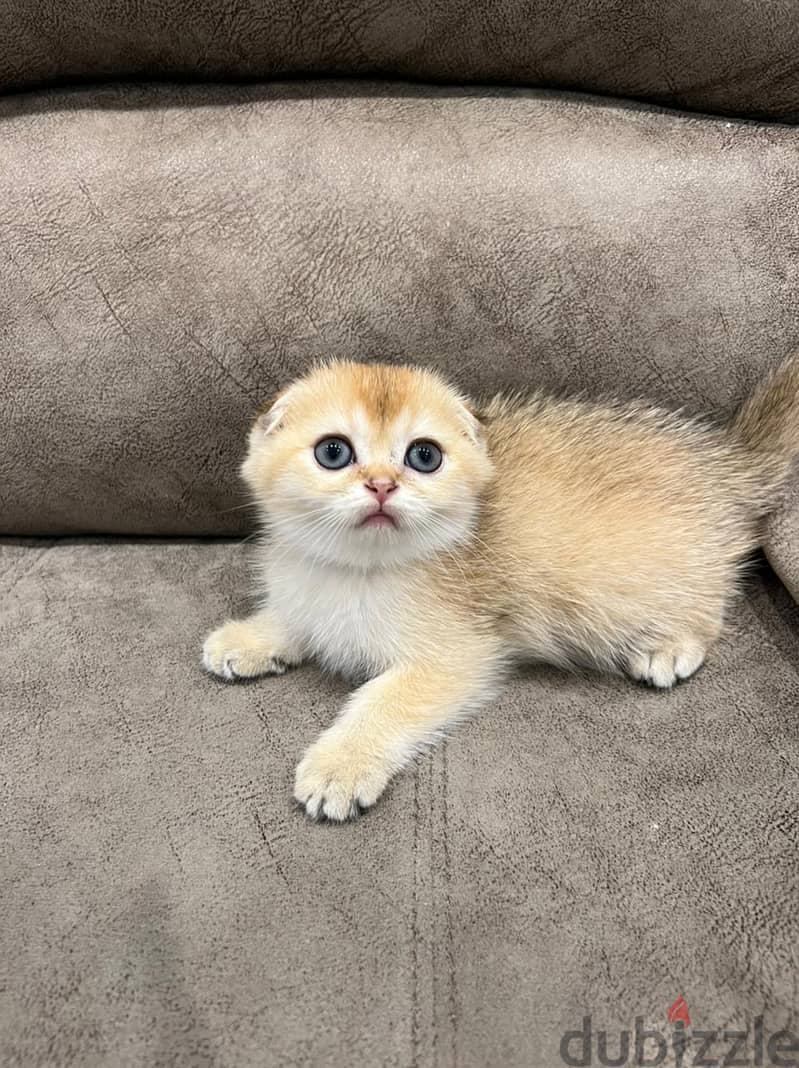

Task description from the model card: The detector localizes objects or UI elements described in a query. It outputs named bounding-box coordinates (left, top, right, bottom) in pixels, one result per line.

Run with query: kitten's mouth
left=359, top=510, right=397, bottom=529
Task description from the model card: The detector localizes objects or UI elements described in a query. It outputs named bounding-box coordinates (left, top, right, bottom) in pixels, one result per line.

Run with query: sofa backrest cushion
left=2, top=82, right=798, bottom=535
left=1, top=0, right=798, bottom=121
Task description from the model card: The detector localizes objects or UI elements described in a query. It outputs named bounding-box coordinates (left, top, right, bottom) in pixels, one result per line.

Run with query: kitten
left=203, top=357, right=799, bottom=821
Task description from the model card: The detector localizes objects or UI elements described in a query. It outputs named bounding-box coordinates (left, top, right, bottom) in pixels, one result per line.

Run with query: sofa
left=2, top=3, right=798, bottom=1066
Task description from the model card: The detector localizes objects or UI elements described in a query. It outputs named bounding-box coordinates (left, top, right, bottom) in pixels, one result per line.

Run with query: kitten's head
left=242, top=361, right=492, bottom=569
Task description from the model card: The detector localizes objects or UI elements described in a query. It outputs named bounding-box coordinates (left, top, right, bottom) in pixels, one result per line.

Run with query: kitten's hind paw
left=202, top=621, right=288, bottom=681
left=626, top=639, right=706, bottom=689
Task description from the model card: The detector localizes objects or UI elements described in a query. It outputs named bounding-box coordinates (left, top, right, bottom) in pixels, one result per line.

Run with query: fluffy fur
left=203, top=357, right=799, bottom=821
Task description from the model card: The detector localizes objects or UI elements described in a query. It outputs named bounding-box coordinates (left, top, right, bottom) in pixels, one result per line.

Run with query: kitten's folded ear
left=457, top=398, right=485, bottom=446
left=252, top=387, right=293, bottom=437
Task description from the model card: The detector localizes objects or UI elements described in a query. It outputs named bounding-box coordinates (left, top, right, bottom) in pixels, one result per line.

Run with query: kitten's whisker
left=218, top=501, right=261, bottom=514
left=405, top=511, right=473, bottom=583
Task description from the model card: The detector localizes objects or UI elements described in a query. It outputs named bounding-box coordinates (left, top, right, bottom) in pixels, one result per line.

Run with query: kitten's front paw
left=202, top=621, right=287, bottom=681
left=294, top=733, right=392, bottom=822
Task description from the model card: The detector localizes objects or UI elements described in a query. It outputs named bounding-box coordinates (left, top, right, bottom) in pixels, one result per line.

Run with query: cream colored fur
left=203, top=357, right=799, bottom=820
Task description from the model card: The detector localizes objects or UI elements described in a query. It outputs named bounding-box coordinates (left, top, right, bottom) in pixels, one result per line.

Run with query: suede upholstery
left=1, top=4, right=798, bottom=1067
left=2, top=539, right=798, bottom=1067
left=765, top=479, right=799, bottom=603
left=2, top=83, right=799, bottom=548
left=1, top=0, right=799, bottom=120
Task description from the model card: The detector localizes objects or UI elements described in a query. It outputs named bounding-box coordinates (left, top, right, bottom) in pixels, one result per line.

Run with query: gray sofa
left=2, top=4, right=798, bottom=1066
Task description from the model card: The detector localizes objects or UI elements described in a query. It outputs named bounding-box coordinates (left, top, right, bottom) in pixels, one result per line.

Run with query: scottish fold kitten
left=203, top=357, right=799, bottom=821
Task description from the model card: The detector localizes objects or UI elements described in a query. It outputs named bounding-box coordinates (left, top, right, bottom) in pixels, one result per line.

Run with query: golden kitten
left=203, top=357, right=799, bottom=821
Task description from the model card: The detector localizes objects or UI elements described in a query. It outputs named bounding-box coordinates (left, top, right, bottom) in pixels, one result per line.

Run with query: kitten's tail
left=730, top=351, right=799, bottom=477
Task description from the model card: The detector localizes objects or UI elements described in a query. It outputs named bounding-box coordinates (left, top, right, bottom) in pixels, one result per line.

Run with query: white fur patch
left=263, top=542, right=411, bottom=678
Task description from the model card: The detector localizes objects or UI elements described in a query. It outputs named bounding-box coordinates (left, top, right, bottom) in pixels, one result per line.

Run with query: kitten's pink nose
left=364, top=478, right=398, bottom=507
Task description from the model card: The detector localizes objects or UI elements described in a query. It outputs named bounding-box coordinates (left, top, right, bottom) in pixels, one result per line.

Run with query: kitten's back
left=470, top=391, right=778, bottom=668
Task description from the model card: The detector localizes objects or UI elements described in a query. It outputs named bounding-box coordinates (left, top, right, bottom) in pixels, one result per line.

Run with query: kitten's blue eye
left=405, top=440, right=443, bottom=473
left=314, top=436, right=354, bottom=470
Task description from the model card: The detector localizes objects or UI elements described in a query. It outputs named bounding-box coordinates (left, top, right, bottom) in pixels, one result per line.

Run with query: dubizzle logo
left=559, top=995, right=799, bottom=1066
left=666, top=995, right=690, bottom=1029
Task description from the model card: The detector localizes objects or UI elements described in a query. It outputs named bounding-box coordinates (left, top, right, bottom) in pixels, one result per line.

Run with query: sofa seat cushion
left=2, top=537, right=798, bottom=1065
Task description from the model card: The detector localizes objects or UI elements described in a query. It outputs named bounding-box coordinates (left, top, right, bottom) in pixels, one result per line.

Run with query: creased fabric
left=1, top=0, right=799, bottom=120
left=764, top=476, right=799, bottom=602
left=1, top=538, right=797, bottom=1067
left=2, top=83, right=799, bottom=537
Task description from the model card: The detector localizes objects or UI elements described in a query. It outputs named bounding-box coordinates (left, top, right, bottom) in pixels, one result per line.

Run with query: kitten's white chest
left=266, top=549, right=408, bottom=677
